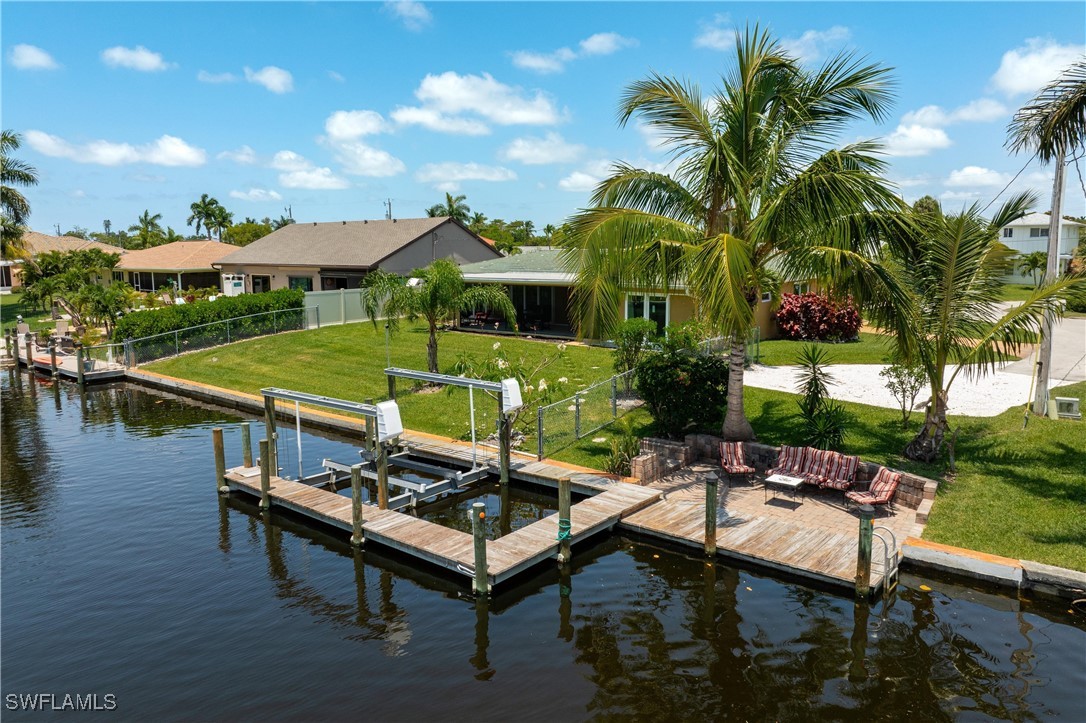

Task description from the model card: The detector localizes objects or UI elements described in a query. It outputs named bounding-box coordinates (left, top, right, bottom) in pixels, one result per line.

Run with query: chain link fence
left=84, top=306, right=319, bottom=368
left=535, top=369, right=641, bottom=459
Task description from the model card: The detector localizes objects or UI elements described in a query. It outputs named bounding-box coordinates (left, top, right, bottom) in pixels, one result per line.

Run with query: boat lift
left=259, top=386, right=493, bottom=512
left=384, top=367, right=523, bottom=487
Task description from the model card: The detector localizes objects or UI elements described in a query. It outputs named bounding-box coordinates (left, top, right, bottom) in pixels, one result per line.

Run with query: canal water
left=2, top=371, right=1084, bottom=721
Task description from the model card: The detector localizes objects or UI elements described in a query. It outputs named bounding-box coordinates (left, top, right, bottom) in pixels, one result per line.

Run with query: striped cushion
left=769, top=445, right=806, bottom=476
left=803, top=449, right=838, bottom=481
left=868, top=467, right=902, bottom=502
left=819, top=454, right=859, bottom=489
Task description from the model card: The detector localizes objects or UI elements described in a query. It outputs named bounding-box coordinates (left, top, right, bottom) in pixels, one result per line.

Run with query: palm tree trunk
left=427, top=323, right=439, bottom=374
left=904, top=389, right=949, bottom=462
left=722, top=335, right=755, bottom=441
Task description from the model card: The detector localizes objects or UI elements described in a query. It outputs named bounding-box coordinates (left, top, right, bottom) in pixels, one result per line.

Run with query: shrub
left=794, top=344, right=850, bottom=450
left=880, top=355, right=926, bottom=428
left=635, top=348, right=728, bottom=439
left=112, top=288, right=305, bottom=341
left=604, top=418, right=641, bottom=476
left=612, top=318, right=657, bottom=391
left=774, top=293, right=861, bottom=341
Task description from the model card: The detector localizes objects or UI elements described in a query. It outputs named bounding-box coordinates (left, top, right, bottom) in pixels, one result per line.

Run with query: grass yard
left=755, top=332, right=893, bottom=366
left=998, top=283, right=1039, bottom=302
left=148, top=322, right=1085, bottom=571
left=1, top=292, right=56, bottom=333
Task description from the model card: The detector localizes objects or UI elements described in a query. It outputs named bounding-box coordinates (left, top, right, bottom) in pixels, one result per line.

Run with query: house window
left=793, top=283, right=810, bottom=295
left=625, top=294, right=668, bottom=334
left=1003, top=228, right=1013, bottom=238
left=1029, top=228, right=1049, bottom=238
left=761, top=292, right=772, bottom=303
left=288, top=276, right=313, bottom=292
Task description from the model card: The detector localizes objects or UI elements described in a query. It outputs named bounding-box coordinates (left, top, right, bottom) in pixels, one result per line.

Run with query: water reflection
left=1, top=370, right=58, bottom=528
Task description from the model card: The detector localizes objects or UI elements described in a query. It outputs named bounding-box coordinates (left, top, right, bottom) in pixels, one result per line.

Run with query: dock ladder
left=872, top=526, right=900, bottom=597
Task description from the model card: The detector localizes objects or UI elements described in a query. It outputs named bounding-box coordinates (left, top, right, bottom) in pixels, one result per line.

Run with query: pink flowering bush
left=773, top=293, right=861, bottom=342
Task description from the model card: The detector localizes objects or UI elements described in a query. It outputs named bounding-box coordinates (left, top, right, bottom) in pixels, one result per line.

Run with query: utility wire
left=981, top=157, right=1035, bottom=214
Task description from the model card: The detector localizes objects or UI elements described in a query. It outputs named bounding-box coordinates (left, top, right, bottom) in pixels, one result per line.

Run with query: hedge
left=774, top=293, right=861, bottom=342
left=635, top=348, right=728, bottom=439
left=112, top=288, right=305, bottom=341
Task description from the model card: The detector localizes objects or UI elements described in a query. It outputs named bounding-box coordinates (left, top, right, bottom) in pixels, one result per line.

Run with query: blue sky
left=4, top=1, right=1084, bottom=236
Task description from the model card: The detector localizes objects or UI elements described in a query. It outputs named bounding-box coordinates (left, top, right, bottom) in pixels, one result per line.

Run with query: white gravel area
left=742, top=362, right=1078, bottom=417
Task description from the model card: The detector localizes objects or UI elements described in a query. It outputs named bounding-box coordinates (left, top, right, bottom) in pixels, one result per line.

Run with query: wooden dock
left=11, top=336, right=126, bottom=382
left=223, top=465, right=659, bottom=588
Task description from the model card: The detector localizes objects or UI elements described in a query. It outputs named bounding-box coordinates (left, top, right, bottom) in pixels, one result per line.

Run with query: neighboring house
left=999, top=212, right=1083, bottom=283
left=214, top=217, right=501, bottom=293
left=1, top=231, right=124, bottom=292
left=457, top=247, right=813, bottom=340
left=114, top=241, right=239, bottom=292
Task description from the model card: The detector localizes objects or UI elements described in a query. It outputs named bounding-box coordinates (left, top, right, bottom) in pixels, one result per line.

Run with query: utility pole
left=384, top=199, right=392, bottom=220
left=1032, top=144, right=1065, bottom=416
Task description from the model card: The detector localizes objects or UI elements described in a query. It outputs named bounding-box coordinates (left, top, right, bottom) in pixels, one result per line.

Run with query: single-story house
left=1, top=231, right=124, bottom=292
left=1000, top=212, right=1083, bottom=283
left=214, top=216, right=501, bottom=293
left=457, top=247, right=813, bottom=340
left=113, top=240, right=239, bottom=292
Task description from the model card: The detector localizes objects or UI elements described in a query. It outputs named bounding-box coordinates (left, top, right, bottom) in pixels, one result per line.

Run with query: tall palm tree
left=1007, top=57, right=1086, bottom=162
left=361, top=258, right=517, bottom=373
left=442, top=192, right=471, bottom=223
left=543, top=224, right=556, bottom=242
left=561, top=27, right=902, bottom=440
left=187, top=194, right=222, bottom=240
left=1, top=130, right=39, bottom=260
left=162, top=227, right=184, bottom=244
left=470, top=212, right=488, bottom=229
left=1017, top=251, right=1048, bottom=287
left=128, top=209, right=164, bottom=249
left=210, top=204, right=233, bottom=241
left=872, top=193, right=1086, bottom=461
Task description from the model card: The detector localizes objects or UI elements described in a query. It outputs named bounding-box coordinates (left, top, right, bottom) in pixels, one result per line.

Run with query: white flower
left=525, top=385, right=535, bottom=394
left=492, top=341, right=501, bottom=350
left=496, top=358, right=508, bottom=369
left=557, top=343, right=567, bottom=352
left=538, top=379, right=547, bottom=391
left=557, top=377, right=568, bottom=384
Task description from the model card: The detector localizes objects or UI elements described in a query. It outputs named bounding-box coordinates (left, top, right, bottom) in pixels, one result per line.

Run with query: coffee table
left=764, top=473, right=804, bottom=510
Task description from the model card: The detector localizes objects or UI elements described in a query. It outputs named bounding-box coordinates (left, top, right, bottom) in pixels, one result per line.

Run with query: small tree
left=361, top=258, right=518, bottom=374
left=794, top=344, right=849, bottom=450
left=879, top=356, right=926, bottom=428
left=1018, top=251, right=1048, bottom=287
left=612, top=317, right=657, bottom=391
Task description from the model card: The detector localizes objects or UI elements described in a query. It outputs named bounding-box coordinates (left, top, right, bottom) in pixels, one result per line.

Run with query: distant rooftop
left=22, top=231, right=124, bottom=257
left=460, top=248, right=574, bottom=284
left=117, top=241, right=239, bottom=271
left=1005, top=213, right=1085, bottom=227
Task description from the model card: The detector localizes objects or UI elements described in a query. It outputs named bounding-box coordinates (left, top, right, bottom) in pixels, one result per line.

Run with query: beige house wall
left=215, top=264, right=321, bottom=292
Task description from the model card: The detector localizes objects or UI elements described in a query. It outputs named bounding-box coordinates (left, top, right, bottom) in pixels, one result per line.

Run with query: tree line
left=424, top=191, right=560, bottom=254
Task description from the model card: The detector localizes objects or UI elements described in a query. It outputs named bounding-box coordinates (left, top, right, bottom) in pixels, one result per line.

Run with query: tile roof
left=216, top=216, right=459, bottom=268
left=1005, top=213, right=1085, bottom=227
left=460, top=248, right=575, bottom=284
left=116, top=241, right=239, bottom=271
left=22, top=231, right=125, bottom=256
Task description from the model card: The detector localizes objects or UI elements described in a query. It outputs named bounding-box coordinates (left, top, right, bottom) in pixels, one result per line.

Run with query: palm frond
left=1007, top=57, right=1086, bottom=161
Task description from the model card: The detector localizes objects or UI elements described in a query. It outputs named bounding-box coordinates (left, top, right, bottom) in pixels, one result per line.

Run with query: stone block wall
left=630, top=438, right=696, bottom=484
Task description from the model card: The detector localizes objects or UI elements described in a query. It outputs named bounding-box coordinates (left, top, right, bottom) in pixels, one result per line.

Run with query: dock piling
left=48, top=338, right=58, bottom=378
left=364, top=398, right=376, bottom=453
left=240, top=422, right=253, bottom=467
left=376, top=442, right=390, bottom=510
left=350, top=463, right=364, bottom=546
left=557, top=477, right=572, bottom=564
left=75, top=345, right=85, bottom=386
left=705, top=472, right=718, bottom=557
left=259, top=439, right=271, bottom=509
left=212, top=428, right=227, bottom=493
left=497, top=405, right=510, bottom=487
left=471, top=501, right=488, bottom=596
left=387, top=375, right=396, bottom=401
left=24, top=333, right=33, bottom=368
left=263, top=396, right=277, bottom=476
left=5, top=329, right=13, bottom=360
left=855, top=504, right=874, bottom=598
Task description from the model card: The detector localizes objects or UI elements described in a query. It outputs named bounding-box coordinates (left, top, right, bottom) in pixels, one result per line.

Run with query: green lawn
left=755, top=332, right=893, bottom=366
left=148, top=322, right=1085, bottom=571
left=1, top=292, right=55, bottom=333
left=998, top=283, right=1038, bottom=302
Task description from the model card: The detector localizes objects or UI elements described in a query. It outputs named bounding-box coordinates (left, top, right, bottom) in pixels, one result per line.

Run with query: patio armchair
left=816, top=453, right=859, bottom=491
left=799, top=448, right=838, bottom=486
left=846, top=467, right=901, bottom=513
left=718, top=441, right=756, bottom=485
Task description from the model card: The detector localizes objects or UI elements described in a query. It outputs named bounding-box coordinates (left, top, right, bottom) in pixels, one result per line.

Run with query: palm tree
left=871, top=193, right=1086, bottom=461
left=162, top=227, right=184, bottom=244
left=361, top=258, right=517, bottom=373
left=128, top=210, right=164, bottom=248
left=1007, top=57, right=1086, bottom=162
left=543, top=224, right=556, bottom=242
left=561, top=27, right=902, bottom=440
left=1, top=130, right=39, bottom=260
left=1018, top=251, right=1048, bottom=287
left=470, top=212, right=488, bottom=229
left=210, top=204, right=233, bottom=241
left=425, top=193, right=472, bottom=223
left=187, top=194, right=222, bottom=240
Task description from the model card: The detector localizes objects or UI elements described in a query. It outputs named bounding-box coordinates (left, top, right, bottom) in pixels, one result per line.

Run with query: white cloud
left=271, top=150, right=351, bottom=189
left=384, top=0, right=432, bottom=31
left=500, top=133, right=584, bottom=164
left=324, top=110, right=390, bottom=141
left=197, top=70, right=238, bottom=83
left=901, top=98, right=1008, bottom=127
left=412, top=71, right=561, bottom=125
left=941, top=190, right=984, bottom=202
left=218, top=145, right=258, bottom=164
left=694, top=14, right=734, bottom=51
left=390, top=106, right=490, bottom=135
left=415, top=162, right=516, bottom=191
left=328, top=70, right=346, bottom=83
left=244, top=66, right=293, bottom=94
left=280, top=168, right=351, bottom=190
left=883, top=124, right=952, bottom=157
left=230, top=188, right=283, bottom=202
left=946, top=166, right=1011, bottom=188
left=991, top=37, right=1085, bottom=96
left=513, top=33, right=636, bottom=74
left=892, top=175, right=932, bottom=189
left=101, top=45, right=174, bottom=72
left=332, top=142, right=406, bottom=177
left=780, top=26, right=851, bottom=63
left=24, top=130, right=205, bottom=166
left=579, top=32, right=637, bottom=56
left=10, top=44, right=60, bottom=70
left=511, top=48, right=576, bottom=74
left=558, top=171, right=601, bottom=193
